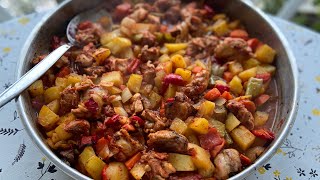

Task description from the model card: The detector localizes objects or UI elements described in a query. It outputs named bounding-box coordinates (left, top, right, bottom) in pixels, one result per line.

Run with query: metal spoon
left=0, top=8, right=112, bottom=108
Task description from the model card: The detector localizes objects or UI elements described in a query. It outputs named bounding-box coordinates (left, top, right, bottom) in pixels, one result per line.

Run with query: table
left=0, top=12, right=319, bottom=180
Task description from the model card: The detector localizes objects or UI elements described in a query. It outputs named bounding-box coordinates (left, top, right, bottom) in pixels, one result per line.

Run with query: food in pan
left=29, top=0, right=277, bottom=179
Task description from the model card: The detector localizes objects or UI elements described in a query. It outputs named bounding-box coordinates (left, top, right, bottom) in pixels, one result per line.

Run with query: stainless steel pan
left=16, top=0, right=299, bottom=179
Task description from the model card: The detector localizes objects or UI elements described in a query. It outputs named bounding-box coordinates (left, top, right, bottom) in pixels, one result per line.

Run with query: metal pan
left=16, top=0, right=299, bottom=179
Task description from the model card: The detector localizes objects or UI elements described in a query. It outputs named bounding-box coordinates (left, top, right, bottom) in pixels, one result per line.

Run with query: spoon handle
left=0, top=44, right=72, bottom=108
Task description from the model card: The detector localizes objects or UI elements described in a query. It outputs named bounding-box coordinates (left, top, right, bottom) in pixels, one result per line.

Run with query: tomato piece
left=247, top=38, right=262, bottom=52
left=204, top=88, right=221, bottom=101
left=101, top=165, right=109, bottom=180
left=240, top=100, right=256, bottom=114
left=215, top=84, right=230, bottom=93
left=255, top=73, right=271, bottom=83
left=104, top=114, right=120, bottom=126
left=210, top=139, right=226, bottom=158
left=84, top=98, right=99, bottom=114
left=254, top=94, right=270, bottom=106
left=199, top=127, right=224, bottom=151
left=230, top=29, right=249, bottom=40
left=125, top=152, right=142, bottom=170
left=163, top=74, right=186, bottom=86
left=130, top=116, right=145, bottom=126
left=221, top=91, right=234, bottom=100
left=251, top=129, right=275, bottom=141
left=192, top=66, right=203, bottom=74
left=56, top=66, right=71, bottom=78
left=127, top=58, right=141, bottom=73
left=240, top=154, right=252, bottom=166
left=77, top=20, right=93, bottom=30
left=223, top=71, right=234, bottom=82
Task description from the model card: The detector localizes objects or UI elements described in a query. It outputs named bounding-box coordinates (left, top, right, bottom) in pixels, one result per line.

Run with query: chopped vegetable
left=245, top=77, right=263, bottom=97
left=251, top=129, right=275, bottom=141
left=175, top=68, right=191, bottom=82
left=170, top=118, right=188, bottom=135
left=125, top=152, right=142, bottom=170
left=229, top=75, right=243, bottom=95
left=254, top=94, right=270, bottom=106
left=102, top=162, right=129, bottom=180
left=230, top=29, right=249, bottom=40
left=204, top=88, right=221, bottom=101
left=225, top=113, right=241, bottom=132
left=171, top=54, right=187, bottom=68
left=254, top=111, right=269, bottom=127
left=44, top=86, right=62, bottom=104
left=231, top=126, right=256, bottom=151
left=38, top=105, right=60, bottom=130
left=168, top=153, right=196, bottom=171
left=165, top=43, right=188, bottom=53
left=198, top=101, right=216, bottom=118
left=238, top=67, right=257, bottom=82
left=101, top=71, right=123, bottom=87
left=189, top=118, right=210, bottom=134
left=255, top=44, right=276, bottom=64
left=28, top=80, right=44, bottom=97
left=127, top=74, right=143, bottom=93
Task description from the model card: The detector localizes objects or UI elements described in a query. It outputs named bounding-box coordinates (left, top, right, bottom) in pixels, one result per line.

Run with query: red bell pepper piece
left=254, top=94, right=270, bottom=106
left=77, top=20, right=93, bottom=30
left=247, top=38, right=262, bottom=52
left=130, top=116, right=144, bottom=126
left=204, top=88, right=221, bottom=101
left=251, top=129, right=275, bottom=141
left=125, top=152, right=142, bottom=170
left=240, top=154, right=252, bottom=166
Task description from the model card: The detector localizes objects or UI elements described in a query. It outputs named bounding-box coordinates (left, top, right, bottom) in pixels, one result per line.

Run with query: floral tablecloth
left=0, top=12, right=319, bottom=180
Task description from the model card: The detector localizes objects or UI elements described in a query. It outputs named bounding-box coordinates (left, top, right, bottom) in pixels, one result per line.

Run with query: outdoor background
left=0, top=0, right=319, bottom=33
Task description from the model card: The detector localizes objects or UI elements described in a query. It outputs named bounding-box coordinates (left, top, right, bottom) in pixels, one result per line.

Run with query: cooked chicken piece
left=181, top=69, right=210, bottom=100
left=214, top=149, right=242, bottom=180
left=64, top=119, right=90, bottom=135
left=141, top=150, right=176, bottom=180
left=147, top=130, right=188, bottom=154
left=226, top=100, right=254, bottom=130
left=60, top=87, right=80, bottom=115
left=215, top=37, right=252, bottom=62
left=142, top=110, right=168, bottom=133
left=165, top=92, right=196, bottom=120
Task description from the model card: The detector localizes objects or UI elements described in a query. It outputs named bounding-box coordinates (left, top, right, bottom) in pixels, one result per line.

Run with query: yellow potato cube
left=67, top=73, right=82, bottom=86
left=229, top=75, right=243, bottom=95
left=229, top=61, right=243, bottom=75
left=103, top=162, right=129, bottom=180
left=121, top=87, right=133, bottom=103
left=184, top=130, right=200, bottom=145
left=44, top=86, right=62, bottom=104
left=257, top=64, right=276, bottom=75
left=187, top=143, right=215, bottom=178
left=55, top=77, right=68, bottom=88
left=164, top=84, right=177, bottom=99
left=165, top=43, right=188, bottom=53
left=28, top=80, right=44, bottom=97
left=105, top=37, right=132, bottom=55
left=59, top=113, right=76, bottom=125
left=168, top=153, right=196, bottom=171
left=100, top=30, right=121, bottom=45
left=93, top=48, right=111, bottom=65
left=189, top=118, right=209, bottom=134
left=130, top=164, right=146, bottom=180
left=175, top=68, right=192, bottom=82
left=225, top=113, right=241, bottom=132
left=101, top=71, right=123, bottom=87
left=170, top=118, right=188, bottom=135
left=148, top=91, right=162, bottom=109
left=85, top=156, right=106, bottom=180
left=243, top=58, right=260, bottom=70
left=163, top=61, right=173, bottom=74
left=55, top=123, right=72, bottom=140
left=127, top=74, right=143, bottom=93
left=79, top=146, right=96, bottom=170
left=238, top=67, right=257, bottom=82
left=198, top=101, right=216, bottom=118
left=255, top=44, right=276, bottom=64
left=254, top=111, right=269, bottom=127
left=114, top=107, right=128, bottom=117
left=159, top=54, right=170, bottom=63
left=47, top=99, right=60, bottom=114
left=213, top=13, right=227, bottom=21
left=38, top=105, right=60, bottom=130
left=228, top=20, right=241, bottom=30
left=212, top=19, right=229, bottom=36
left=171, top=54, right=187, bottom=68
left=230, top=125, right=256, bottom=151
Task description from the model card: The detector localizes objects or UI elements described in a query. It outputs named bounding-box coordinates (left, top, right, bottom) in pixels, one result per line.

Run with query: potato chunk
left=101, top=71, right=123, bottom=87
left=44, top=86, right=62, bottom=104
left=28, top=80, right=44, bottom=97
left=127, top=74, right=143, bottom=93
left=188, top=118, right=209, bottom=134
left=103, top=162, right=129, bottom=180
left=188, top=143, right=215, bottom=178
left=255, top=44, right=276, bottom=64
left=168, top=153, right=196, bottom=171
left=85, top=156, right=106, bottom=180
left=230, top=125, right=256, bottom=151
left=38, top=105, right=60, bottom=130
